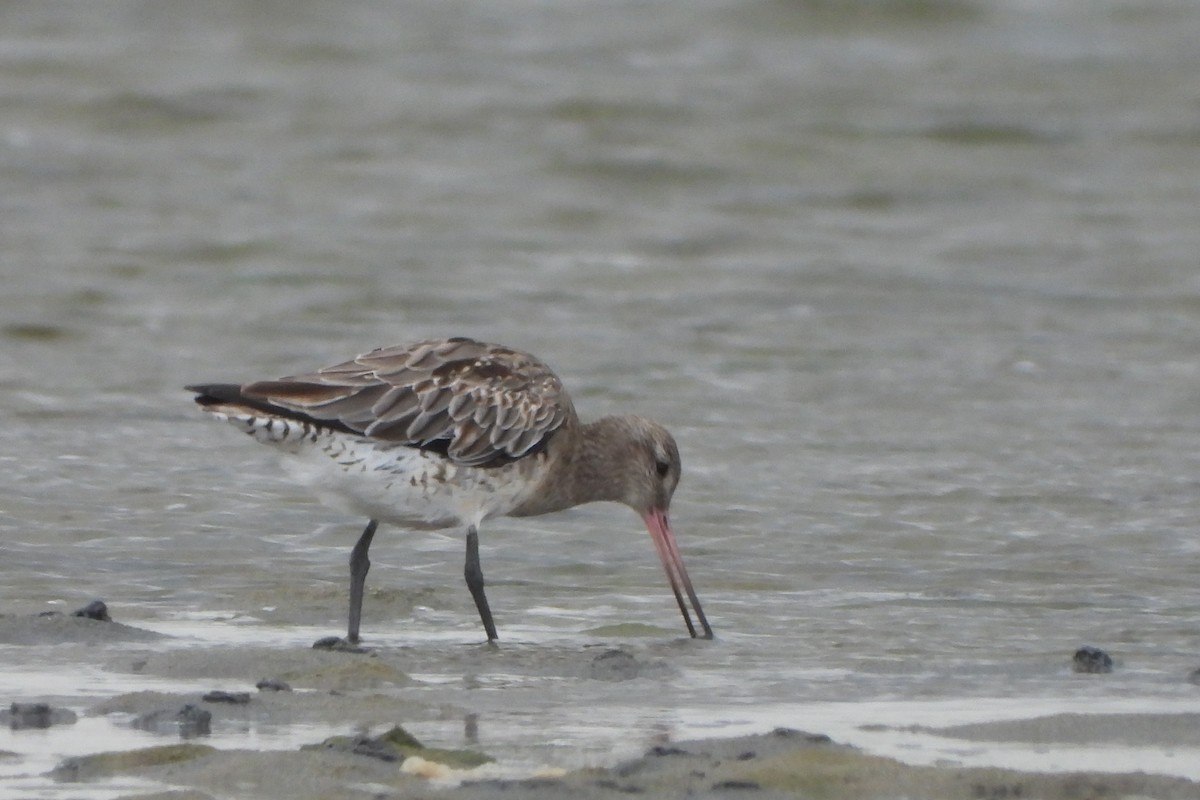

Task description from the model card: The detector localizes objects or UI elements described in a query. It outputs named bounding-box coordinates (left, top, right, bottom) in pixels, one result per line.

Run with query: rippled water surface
left=3, top=0, right=1200, bottom=794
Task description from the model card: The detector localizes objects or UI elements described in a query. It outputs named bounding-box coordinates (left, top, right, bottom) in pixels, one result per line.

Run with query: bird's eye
left=655, top=459, right=671, bottom=478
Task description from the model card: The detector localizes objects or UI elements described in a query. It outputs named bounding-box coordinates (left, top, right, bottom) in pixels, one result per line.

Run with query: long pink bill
left=643, top=508, right=713, bottom=640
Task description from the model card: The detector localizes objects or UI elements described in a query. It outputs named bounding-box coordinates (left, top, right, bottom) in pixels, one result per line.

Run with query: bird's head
left=614, top=415, right=681, bottom=516
left=602, top=415, right=710, bottom=639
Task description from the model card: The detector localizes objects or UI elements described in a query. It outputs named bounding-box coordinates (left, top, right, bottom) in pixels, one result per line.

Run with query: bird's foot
left=312, top=635, right=371, bottom=654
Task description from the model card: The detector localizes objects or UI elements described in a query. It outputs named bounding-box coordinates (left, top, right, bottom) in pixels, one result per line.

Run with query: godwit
left=187, top=337, right=712, bottom=646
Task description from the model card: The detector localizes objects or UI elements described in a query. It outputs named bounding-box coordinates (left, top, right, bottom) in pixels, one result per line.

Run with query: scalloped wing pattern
left=240, top=338, right=573, bottom=467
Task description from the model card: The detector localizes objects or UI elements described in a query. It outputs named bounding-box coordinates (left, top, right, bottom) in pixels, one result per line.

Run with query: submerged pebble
left=351, top=735, right=403, bottom=762
left=256, top=678, right=292, bottom=692
left=588, top=649, right=641, bottom=681
left=650, top=746, right=690, bottom=757
left=202, top=691, right=251, bottom=704
left=712, top=779, right=762, bottom=790
left=132, top=704, right=212, bottom=738
left=3, top=702, right=78, bottom=730
left=1072, top=646, right=1114, bottom=674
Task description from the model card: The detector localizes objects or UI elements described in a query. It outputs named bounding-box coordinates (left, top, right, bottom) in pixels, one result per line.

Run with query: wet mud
left=3, top=611, right=1200, bottom=799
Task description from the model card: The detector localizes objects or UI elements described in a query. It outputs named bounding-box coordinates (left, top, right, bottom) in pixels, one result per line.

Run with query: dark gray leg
left=346, top=519, right=379, bottom=644
left=464, top=525, right=498, bottom=641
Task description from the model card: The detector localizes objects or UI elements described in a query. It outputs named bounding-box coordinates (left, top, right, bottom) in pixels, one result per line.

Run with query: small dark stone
left=202, top=691, right=251, bottom=704
left=711, top=780, right=761, bottom=790
left=736, top=750, right=756, bottom=761
left=351, top=735, right=401, bottom=762
left=176, top=704, right=212, bottom=731
left=313, top=636, right=369, bottom=653
left=770, top=728, right=831, bottom=745
left=256, top=678, right=292, bottom=692
left=4, top=702, right=77, bottom=730
left=649, top=745, right=689, bottom=757
left=593, top=779, right=643, bottom=794
left=1073, top=646, right=1114, bottom=674
left=71, top=600, right=111, bottom=622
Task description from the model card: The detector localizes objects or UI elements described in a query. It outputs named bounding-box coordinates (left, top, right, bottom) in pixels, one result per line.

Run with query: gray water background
left=2, top=0, right=1200, bottom=779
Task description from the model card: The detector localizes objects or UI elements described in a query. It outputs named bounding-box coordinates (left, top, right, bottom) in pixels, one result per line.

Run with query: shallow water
left=3, top=0, right=1200, bottom=795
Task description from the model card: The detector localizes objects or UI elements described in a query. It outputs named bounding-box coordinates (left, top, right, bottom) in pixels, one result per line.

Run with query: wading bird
left=187, top=337, right=712, bottom=647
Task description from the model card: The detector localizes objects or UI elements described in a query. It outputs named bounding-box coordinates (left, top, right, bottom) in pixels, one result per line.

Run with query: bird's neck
left=512, top=416, right=632, bottom=516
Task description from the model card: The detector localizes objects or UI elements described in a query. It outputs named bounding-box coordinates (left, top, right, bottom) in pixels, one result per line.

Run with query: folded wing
left=232, top=337, right=572, bottom=467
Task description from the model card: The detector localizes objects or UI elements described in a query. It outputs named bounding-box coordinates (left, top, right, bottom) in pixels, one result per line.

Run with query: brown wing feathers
left=189, top=338, right=571, bottom=468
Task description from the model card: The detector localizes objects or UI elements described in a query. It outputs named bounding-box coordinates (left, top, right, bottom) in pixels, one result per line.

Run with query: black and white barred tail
left=187, top=383, right=332, bottom=450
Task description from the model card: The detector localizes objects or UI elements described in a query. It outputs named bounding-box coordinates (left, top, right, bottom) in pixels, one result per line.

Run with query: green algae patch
left=2, top=323, right=75, bottom=341
left=51, top=743, right=216, bottom=782
left=284, top=657, right=412, bottom=691
left=716, top=745, right=1200, bottom=800
left=714, top=746, right=911, bottom=799
left=406, top=747, right=492, bottom=769
left=377, top=724, right=493, bottom=768
left=303, top=725, right=492, bottom=769
left=377, top=725, right=425, bottom=751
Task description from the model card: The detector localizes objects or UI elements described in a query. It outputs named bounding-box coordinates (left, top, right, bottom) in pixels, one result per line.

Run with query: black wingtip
left=185, top=382, right=364, bottom=438
left=186, top=383, right=247, bottom=407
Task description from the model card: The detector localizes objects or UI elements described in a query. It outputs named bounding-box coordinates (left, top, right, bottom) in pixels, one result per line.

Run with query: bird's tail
left=187, top=383, right=325, bottom=449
